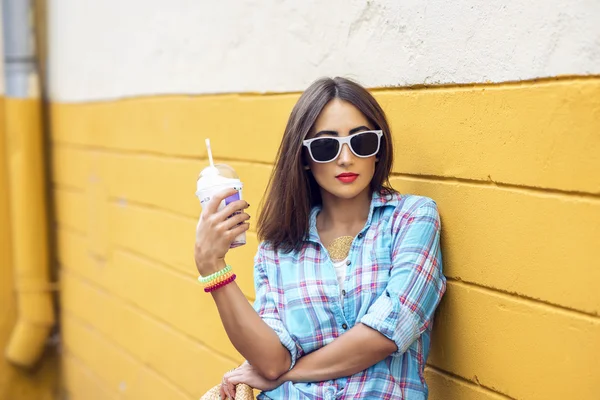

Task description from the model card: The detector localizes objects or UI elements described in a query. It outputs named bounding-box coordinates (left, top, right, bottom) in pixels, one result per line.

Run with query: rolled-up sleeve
left=252, top=244, right=301, bottom=368
left=360, top=199, right=446, bottom=355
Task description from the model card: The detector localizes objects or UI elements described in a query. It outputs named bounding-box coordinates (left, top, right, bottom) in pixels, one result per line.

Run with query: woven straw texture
left=200, top=383, right=255, bottom=400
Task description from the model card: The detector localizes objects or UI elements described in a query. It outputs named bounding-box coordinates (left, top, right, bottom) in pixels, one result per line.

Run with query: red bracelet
left=204, top=274, right=237, bottom=293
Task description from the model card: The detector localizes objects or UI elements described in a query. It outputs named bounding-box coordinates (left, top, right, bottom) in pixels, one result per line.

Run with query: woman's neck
left=316, top=187, right=372, bottom=238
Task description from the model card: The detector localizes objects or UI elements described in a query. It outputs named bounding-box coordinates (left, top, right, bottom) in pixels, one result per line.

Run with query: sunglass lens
left=351, top=132, right=379, bottom=156
left=310, top=138, right=339, bottom=162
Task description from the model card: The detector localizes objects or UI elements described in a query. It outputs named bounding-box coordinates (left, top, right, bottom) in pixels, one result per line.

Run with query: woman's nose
left=337, top=143, right=354, bottom=165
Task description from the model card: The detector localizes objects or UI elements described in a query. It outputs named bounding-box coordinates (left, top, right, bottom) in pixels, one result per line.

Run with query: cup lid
left=196, top=163, right=240, bottom=194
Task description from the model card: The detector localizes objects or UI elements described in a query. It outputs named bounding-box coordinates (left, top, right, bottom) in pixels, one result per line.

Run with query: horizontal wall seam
left=56, top=224, right=86, bottom=238
left=112, top=245, right=197, bottom=280
left=62, top=311, right=193, bottom=398
left=208, top=156, right=278, bottom=168
left=425, top=364, right=517, bottom=400
left=108, top=196, right=198, bottom=220
left=51, top=75, right=600, bottom=104
left=53, top=141, right=277, bottom=167
left=53, top=141, right=205, bottom=161
left=56, top=222, right=86, bottom=237
left=394, top=173, right=600, bottom=201
left=53, top=183, right=85, bottom=194
left=369, top=74, right=600, bottom=94
left=447, top=278, right=599, bottom=321
left=60, top=267, right=240, bottom=366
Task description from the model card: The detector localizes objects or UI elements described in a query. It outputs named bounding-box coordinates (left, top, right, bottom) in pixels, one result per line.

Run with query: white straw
left=205, top=138, right=215, bottom=168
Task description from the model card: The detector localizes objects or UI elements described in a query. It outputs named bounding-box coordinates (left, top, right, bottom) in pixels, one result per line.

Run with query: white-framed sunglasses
left=302, top=130, right=383, bottom=163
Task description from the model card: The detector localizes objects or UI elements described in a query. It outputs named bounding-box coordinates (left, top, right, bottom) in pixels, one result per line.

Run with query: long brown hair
left=257, top=77, right=395, bottom=252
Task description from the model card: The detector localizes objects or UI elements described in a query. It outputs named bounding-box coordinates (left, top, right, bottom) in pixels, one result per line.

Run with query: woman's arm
left=223, top=324, right=394, bottom=393
left=210, top=269, right=291, bottom=380
left=279, top=323, right=395, bottom=383
left=195, top=189, right=292, bottom=380
left=280, top=199, right=446, bottom=384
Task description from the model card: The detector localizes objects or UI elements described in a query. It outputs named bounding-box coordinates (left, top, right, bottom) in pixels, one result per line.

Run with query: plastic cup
left=196, top=163, right=246, bottom=248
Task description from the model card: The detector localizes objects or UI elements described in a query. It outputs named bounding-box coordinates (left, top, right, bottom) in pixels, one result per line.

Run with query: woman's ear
left=302, top=152, right=311, bottom=170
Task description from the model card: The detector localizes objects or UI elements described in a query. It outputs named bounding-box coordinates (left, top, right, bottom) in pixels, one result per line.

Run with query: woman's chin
left=324, top=182, right=371, bottom=201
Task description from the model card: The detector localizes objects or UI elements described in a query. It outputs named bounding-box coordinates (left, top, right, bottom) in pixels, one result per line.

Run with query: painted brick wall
left=50, top=78, right=600, bottom=400
left=44, top=1, right=600, bottom=399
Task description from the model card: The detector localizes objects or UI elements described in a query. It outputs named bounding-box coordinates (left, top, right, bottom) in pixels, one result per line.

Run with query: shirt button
left=342, top=323, right=348, bottom=330
left=358, top=233, right=364, bottom=239
left=346, top=260, right=351, bottom=266
left=341, top=289, right=346, bottom=296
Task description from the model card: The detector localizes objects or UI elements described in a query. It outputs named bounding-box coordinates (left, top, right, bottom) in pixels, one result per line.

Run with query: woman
left=195, top=77, right=446, bottom=399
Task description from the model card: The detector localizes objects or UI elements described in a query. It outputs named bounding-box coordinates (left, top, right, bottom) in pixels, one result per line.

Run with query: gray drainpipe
left=3, top=0, right=38, bottom=97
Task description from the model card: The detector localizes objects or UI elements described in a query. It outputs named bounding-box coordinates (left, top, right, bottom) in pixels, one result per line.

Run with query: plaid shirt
left=253, top=191, right=446, bottom=399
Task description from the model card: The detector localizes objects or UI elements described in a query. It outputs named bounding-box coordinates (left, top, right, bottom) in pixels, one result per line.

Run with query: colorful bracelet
left=204, top=274, right=237, bottom=293
left=198, top=264, right=232, bottom=284
left=198, top=265, right=237, bottom=292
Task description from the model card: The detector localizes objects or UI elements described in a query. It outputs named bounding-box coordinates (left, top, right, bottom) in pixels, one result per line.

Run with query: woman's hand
left=219, top=362, right=282, bottom=399
left=194, top=188, right=250, bottom=277
left=219, top=369, right=236, bottom=400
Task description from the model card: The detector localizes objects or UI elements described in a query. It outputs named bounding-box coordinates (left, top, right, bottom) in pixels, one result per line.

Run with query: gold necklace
left=326, top=236, right=354, bottom=262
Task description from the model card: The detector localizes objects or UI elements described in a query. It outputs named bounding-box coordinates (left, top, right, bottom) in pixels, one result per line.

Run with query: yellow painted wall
left=51, top=77, right=600, bottom=400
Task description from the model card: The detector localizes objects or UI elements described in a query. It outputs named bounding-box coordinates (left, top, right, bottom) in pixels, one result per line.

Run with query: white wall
left=48, top=0, right=600, bottom=102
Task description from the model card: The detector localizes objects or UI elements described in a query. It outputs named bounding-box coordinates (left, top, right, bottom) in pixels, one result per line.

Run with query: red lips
left=336, top=172, right=359, bottom=183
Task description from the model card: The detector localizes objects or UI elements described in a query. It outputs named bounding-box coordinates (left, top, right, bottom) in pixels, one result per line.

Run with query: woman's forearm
left=279, top=323, right=396, bottom=383
left=211, top=280, right=291, bottom=380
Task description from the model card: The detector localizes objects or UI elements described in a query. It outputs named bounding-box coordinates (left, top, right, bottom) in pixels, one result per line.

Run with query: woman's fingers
left=219, top=212, right=250, bottom=231
left=226, top=374, right=242, bottom=386
left=221, top=380, right=235, bottom=399
left=221, top=361, right=249, bottom=398
left=203, top=188, right=239, bottom=214
left=198, top=197, right=247, bottom=232
left=222, top=370, right=239, bottom=399
left=214, top=199, right=249, bottom=222
left=198, top=196, right=245, bottom=232
left=227, top=222, right=250, bottom=240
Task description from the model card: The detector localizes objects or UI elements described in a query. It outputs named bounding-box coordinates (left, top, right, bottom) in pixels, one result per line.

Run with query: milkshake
left=196, top=139, right=246, bottom=248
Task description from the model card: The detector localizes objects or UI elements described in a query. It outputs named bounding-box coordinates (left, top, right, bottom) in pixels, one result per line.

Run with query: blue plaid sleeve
left=360, top=199, right=446, bottom=354
left=252, top=243, right=300, bottom=369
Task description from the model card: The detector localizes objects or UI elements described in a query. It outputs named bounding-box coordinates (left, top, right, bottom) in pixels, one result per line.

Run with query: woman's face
left=305, top=99, right=377, bottom=201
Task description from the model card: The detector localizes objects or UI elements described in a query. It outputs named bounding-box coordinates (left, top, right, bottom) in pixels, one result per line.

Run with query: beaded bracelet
left=206, top=270, right=234, bottom=286
left=198, top=264, right=232, bottom=284
left=198, top=265, right=237, bottom=292
left=204, top=274, right=237, bottom=293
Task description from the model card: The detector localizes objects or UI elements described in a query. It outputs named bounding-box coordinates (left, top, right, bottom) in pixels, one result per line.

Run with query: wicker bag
left=200, top=382, right=255, bottom=400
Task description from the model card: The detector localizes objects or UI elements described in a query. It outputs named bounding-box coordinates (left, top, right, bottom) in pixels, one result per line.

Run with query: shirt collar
left=307, top=190, right=401, bottom=243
